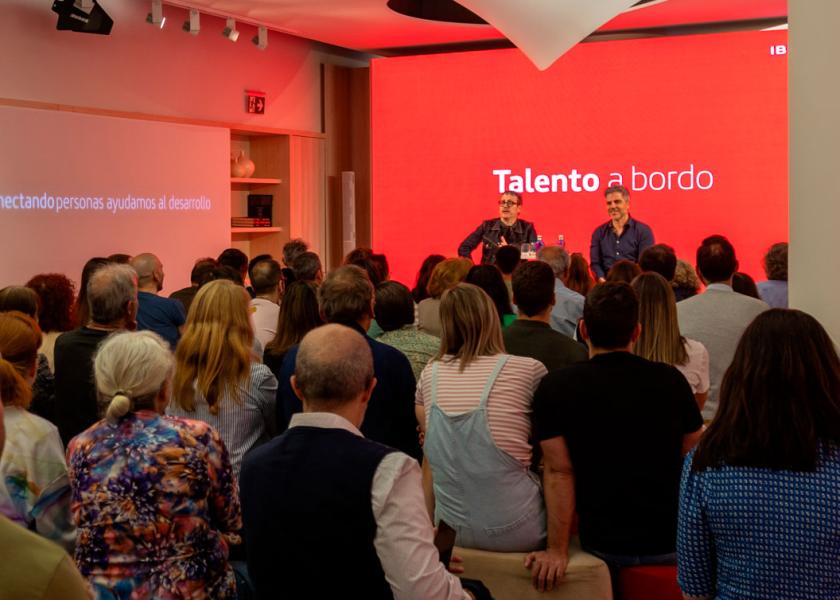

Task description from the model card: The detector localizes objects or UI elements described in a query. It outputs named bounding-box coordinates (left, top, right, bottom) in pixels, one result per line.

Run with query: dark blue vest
left=240, top=426, right=397, bottom=600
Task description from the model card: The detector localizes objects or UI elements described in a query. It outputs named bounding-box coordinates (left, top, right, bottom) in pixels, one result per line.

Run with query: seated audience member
left=130, top=253, right=186, bottom=350
left=538, top=246, right=584, bottom=338
left=677, top=235, right=768, bottom=420
left=465, top=265, right=516, bottom=328
left=639, top=243, right=677, bottom=281
left=263, top=281, right=323, bottom=381
left=241, top=324, right=473, bottom=600
left=247, top=253, right=272, bottom=286
left=169, top=257, right=218, bottom=314
left=418, top=258, right=473, bottom=337
left=495, top=244, right=522, bottom=301
left=68, top=331, right=241, bottom=598
left=370, top=253, right=390, bottom=284
left=106, top=253, right=132, bottom=264
left=0, top=312, right=74, bottom=552
left=376, top=281, right=440, bottom=380
left=678, top=310, right=840, bottom=600
left=277, top=266, right=421, bottom=460
left=757, top=242, right=788, bottom=308
left=605, top=259, right=641, bottom=284
left=26, top=273, right=77, bottom=371
left=0, top=399, right=90, bottom=600
left=55, top=263, right=137, bottom=445
left=249, top=259, right=283, bottom=351
left=564, top=252, right=595, bottom=297
left=532, top=283, right=703, bottom=591
left=281, top=238, right=308, bottom=287
left=417, top=283, right=547, bottom=552
left=168, top=280, right=277, bottom=478
left=74, top=257, right=111, bottom=327
left=291, top=251, right=323, bottom=283
left=412, top=254, right=446, bottom=304
left=731, top=272, right=760, bottom=299
left=632, top=273, right=710, bottom=410
left=218, top=248, right=251, bottom=296
left=672, top=259, right=700, bottom=302
left=503, top=262, right=587, bottom=372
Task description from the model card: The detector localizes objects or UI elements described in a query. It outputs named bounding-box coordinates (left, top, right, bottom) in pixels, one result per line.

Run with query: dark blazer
left=458, top=218, right=537, bottom=264
left=502, top=320, right=588, bottom=372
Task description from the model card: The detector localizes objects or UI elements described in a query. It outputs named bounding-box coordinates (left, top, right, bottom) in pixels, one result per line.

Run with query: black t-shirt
left=533, top=351, right=703, bottom=556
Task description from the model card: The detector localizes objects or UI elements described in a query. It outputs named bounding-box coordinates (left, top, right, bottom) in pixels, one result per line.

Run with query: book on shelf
left=231, top=217, right=272, bottom=227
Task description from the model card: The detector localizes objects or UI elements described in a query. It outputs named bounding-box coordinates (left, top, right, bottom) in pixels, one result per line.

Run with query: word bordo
left=493, top=168, right=600, bottom=194
left=631, top=164, right=714, bottom=192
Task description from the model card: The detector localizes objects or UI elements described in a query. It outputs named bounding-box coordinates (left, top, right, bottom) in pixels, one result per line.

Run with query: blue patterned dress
left=67, top=410, right=242, bottom=599
left=678, top=444, right=840, bottom=599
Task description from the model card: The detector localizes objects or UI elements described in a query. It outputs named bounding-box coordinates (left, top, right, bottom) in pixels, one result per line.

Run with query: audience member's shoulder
left=163, top=414, right=219, bottom=444
left=504, top=353, right=547, bottom=374
left=10, top=408, right=60, bottom=442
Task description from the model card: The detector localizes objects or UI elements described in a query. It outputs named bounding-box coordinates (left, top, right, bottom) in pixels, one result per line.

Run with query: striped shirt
left=416, top=354, right=547, bottom=467
left=168, top=362, right=278, bottom=478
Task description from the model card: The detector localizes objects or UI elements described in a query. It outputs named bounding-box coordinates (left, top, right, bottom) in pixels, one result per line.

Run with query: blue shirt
left=757, top=279, right=788, bottom=309
left=136, top=291, right=186, bottom=350
left=549, top=279, right=584, bottom=339
left=589, top=216, right=654, bottom=279
left=678, top=445, right=840, bottom=599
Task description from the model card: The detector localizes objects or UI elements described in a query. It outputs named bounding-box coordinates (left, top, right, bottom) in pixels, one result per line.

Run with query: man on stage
left=458, top=191, right=538, bottom=265
left=590, top=185, right=654, bottom=281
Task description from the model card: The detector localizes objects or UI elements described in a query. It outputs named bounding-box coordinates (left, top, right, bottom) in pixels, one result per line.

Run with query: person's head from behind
left=696, top=234, right=738, bottom=284
left=639, top=244, right=677, bottom=281
left=565, top=252, right=595, bottom=296
left=631, top=272, right=686, bottom=365
left=0, top=311, right=42, bottom=409
left=76, top=257, right=111, bottom=326
left=190, top=258, right=218, bottom=287
left=283, top=239, right=308, bottom=268
left=87, top=264, right=138, bottom=329
left=693, top=309, right=840, bottom=472
left=129, top=253, right=164, bottom=292
left=673, top=259, right=700, bottom=294
left=318, top=265, right=374, bottom=326
left=375, top=281, right=415, bottom=333
left=731, top=272, right=759, bottom=299
left=465, top=265, right=513, bottom=320
left=427, top=257, right=473, bottom=300
left=512, top=261, right=555, bottom=318
left=763, top=242, right=788, bottom=282
left=217, top=248, right=249, bottom=280
left=495, top=245, right=521, bottom=276
left=26, top=273, right=77, bottom=332
left=370, top=254, right=390, bottom=283
left=605, top=260, right=641, bottom=284
left=346, top=255, right=382, bottom=287
left=538, top=246, right=570, bottom=280
left=439, top=283, right=504, bottom=371
left=343, top=247, right=372, bottom=266
left=266, top=281, right=323, bottom=356
left=173, top=279, right=253, bottom=414
left=0, top=286, right=39, bottom=318
left=292, top=324, right=375, bottom=423
left=96, top=331, right=174, bottom=425
left=248, top=254, right=272, bottom=286
left=412, top=254, right=446, bottom=303
left=251, top=259, right=283, bottom=298
left=291, top=252, right=323, bottom=283
left=582, top=282, right=640, bottom=351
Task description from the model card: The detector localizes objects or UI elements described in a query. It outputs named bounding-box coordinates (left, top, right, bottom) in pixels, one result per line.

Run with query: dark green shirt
left=502, top=319, right=588, bottom=372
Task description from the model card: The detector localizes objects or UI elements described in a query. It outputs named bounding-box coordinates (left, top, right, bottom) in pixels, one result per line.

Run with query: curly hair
left=26, top=273, right=77, bottom=332
left=763, top=242, right=788, bottom=282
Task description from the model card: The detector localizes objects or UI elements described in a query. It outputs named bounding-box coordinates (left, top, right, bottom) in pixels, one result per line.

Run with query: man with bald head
left=240, top=324, right=472, bottom=600
left=129, top=252, right=185, bottom=349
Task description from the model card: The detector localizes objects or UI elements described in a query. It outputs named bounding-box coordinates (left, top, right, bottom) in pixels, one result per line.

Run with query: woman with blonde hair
left=168, top=279, right=277, bottom=477
left=67, top=330, right=241, bottom=598
left=417, top=257, right=472, bottom=336
left=632, top=272, right=710, bottom=410
left=415, top=283, right=548, bottom=551
left=0, top=311, right=74, bottom=551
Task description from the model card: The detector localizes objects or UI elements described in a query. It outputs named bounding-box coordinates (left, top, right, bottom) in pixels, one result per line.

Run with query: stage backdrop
left=371, top=29, right=788, bottom=287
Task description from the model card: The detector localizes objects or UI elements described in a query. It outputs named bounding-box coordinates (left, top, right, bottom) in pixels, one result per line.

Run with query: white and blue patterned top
left=678, top=444, right=840, bottom=599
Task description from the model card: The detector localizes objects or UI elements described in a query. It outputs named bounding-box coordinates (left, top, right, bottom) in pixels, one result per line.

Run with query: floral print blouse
left=67, top=410, right=242, bottom=599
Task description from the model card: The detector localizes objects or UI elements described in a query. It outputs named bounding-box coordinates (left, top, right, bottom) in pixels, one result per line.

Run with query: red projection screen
left=371, top=30, right=788, bottom=286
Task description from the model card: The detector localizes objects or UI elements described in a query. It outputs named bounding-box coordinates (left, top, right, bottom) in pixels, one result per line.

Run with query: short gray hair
left=538, top=246, right=570, bottom=278
left=318, top=265, right=373, bottom=324
left=295, top=324, right=373, bottom=406
left=88, top=263, right=138, bottom=324
left=292, top=252, right=322, bottom=282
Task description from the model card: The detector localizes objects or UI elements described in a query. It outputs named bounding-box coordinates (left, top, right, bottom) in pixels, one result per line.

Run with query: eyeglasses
left=498, top=200, right=519, bottom=207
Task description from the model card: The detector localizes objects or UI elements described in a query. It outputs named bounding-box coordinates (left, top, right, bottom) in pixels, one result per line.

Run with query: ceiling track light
left=222, top=17, right=239, bottom=42
left=145, top=0, right=165, bottom=28
left=252, top=26, right=268, bottom=50
left=182, top=9, right=199, bottom=35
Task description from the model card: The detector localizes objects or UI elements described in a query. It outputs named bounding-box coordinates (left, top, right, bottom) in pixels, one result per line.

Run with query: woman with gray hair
left=66, top=331, right=242, bottom=599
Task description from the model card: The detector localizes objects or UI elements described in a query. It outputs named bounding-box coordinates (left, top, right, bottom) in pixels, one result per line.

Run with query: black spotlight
left=52, top=0, right=114, bottom=35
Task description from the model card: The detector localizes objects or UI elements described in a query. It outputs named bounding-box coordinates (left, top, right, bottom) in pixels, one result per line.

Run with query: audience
left=247, top=253, right=273, bottom=288
left=639, top=243, right=677, bottom=281
left=564, top=252, right=595, bottom=297
left=218, top=248, right=251, bottom=295
left=26, top=273, right=77, bottom=371
left=376, top=281, right=440, bottom=380
left=503, top=261, right=588, bottom=372
left=263, top=281, right=323, bottom=380
left=538, top=246, right=584, bottom=338
left=168, top=279, right=277, bottom=478
left=605, top=259, right=642, bottom=284
left=291, top=251, right=323, bottom=283
left=757, top=242, right=788, bottom=308
left=168, top=257, right=218, bottom=314
left=632, top=272, right=710, bottom=410
left=465, top=265, right=516, bottom=328
left=241, top=324, right=474, bottom=600
left=276, top=266, right=421, bottom=460
left=370, top=253, right=390, bottom=284
left=672, top=259, right=700, bottom=302
left=130, top=253, right=186, bottom=350
left=677, top=235, right=768, bottom=420
left=74, top=257, right=111, bottom=327
left=731, top=272, right=760, bottom=299
left=495, top=244, right=522, bottom=301
left=411, top=254, right=446, bottom=304
left=678, top=309, right=840, bottom=599
left=281, top=238, right=309, bottom=287
left=418, top=257, right=473, bottom=337
left=106, top=253, right=132, bottom=264
left=249, top=258, right=283, bottom=351
left=532, top=283, right=703, bottom=591
left=54, top=263, right=137, bottom=445
left=68, top=330, right=241, bottom=598
left=416, top=283, right=547, bottom=551
left=0, top=312, right=74, bottom=552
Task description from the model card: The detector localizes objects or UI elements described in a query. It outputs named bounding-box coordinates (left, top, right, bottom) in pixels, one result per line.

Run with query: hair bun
left=106, top=393, right=131, bottom=424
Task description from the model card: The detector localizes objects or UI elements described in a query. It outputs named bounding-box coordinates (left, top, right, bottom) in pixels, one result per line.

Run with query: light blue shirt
left=757, top=279, right=788, bottom=308
left=550, top=279, right=584, bottom=339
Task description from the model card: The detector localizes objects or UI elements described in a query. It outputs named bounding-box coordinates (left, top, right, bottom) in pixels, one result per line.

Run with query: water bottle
left=557, top=234, right=565, bottom=248
left=534, top=235, right=544, bottom=252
